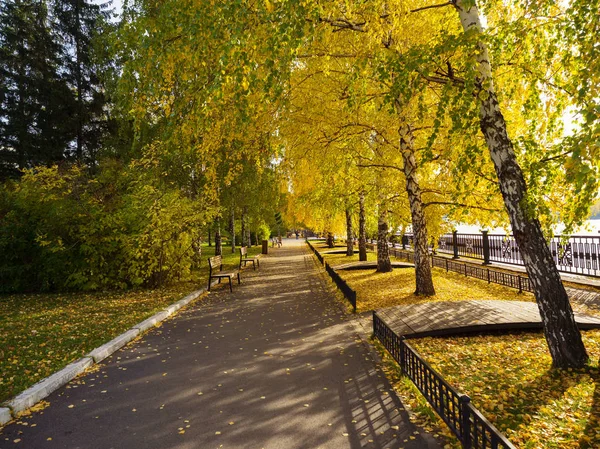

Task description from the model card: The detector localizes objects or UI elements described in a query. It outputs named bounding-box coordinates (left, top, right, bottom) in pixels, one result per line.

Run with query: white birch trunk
left=452, top=0, right=588, bottom=368
left=399, top=120, right=435, bottom=296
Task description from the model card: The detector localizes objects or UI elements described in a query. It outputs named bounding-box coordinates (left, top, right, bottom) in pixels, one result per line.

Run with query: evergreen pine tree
left=51, top=0, right=114, bottom=165
left=0, top=0, right=74, bottom=179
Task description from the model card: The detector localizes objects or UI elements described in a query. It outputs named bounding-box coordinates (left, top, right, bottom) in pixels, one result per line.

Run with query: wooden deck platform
left=335, top=261, right=414, bottom=270
left=376, top=300, right=600, bottom=339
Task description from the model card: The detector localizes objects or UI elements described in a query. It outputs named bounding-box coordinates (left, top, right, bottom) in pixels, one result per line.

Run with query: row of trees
left=276, top=0, right=598, bottom=368
left=0, top=0, right=287, bottom=291
left=0, top=0, right=598, bottom=368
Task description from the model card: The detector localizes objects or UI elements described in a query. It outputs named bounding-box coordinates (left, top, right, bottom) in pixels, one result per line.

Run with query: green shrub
left=0, top=164, right=209, bottom=292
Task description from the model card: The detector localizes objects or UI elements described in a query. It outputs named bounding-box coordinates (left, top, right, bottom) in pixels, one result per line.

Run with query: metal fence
left=431, top=255, right=532, bottom=294
left=373, top=312, right=515, bottom=449
left=306, top=241, right=357, bottom=311
left=306, top=240, right=324, bottom=264
left=360, top=242, right=533, bottom=294
left=436, top=232, right=600, bottom=278
left=325, top=262, right=357, bottom=312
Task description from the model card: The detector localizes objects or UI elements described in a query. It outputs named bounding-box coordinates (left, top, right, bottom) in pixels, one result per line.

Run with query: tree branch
left=410, top=2, right=453, bottom=13
left=423, top=201, right=502, bottom=212
left=356, top=163, right=404, bottom=173
left=317, top=17, right=366, bottom=32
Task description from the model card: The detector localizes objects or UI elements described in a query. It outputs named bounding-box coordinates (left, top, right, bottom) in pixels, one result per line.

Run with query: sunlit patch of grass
left=321, top=251, right=377, bottom=266
left=341, top=266, right=534, bottom=313
left=411, top=331, right=600, bottom=449
left=0, top=243, right=261, bottom=404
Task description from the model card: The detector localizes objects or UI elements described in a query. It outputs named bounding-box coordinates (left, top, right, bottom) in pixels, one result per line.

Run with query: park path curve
left=0, top=239, right=440, bottom=449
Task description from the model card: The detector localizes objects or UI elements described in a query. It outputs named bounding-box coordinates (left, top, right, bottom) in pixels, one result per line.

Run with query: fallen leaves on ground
left=410, top=331, right=600, bottom=449
left=321, top=251, right=533, bottom=312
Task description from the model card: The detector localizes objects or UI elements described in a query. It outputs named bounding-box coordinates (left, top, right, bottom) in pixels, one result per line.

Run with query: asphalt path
left=1, top=239, right=441, bottom=449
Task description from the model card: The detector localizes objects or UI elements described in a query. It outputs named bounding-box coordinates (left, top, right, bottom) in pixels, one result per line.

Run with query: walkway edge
left=0, top=287, right=206, bottom=426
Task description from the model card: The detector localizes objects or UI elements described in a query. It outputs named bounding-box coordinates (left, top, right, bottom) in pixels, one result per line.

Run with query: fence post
left=446, top=259, right=449, bottom=272
left=452, top=231, right=459, bottom=259
left=460, top=395, right=472, bottom=449
left=399, top=336, right=406, bottom=374
left=482, top=230, right=491, bottom=265
left=518, top=276, right=523, bottom=293
left=372, top=311, right=376, bottom=337
left=487, top=268, right=490, bottom=283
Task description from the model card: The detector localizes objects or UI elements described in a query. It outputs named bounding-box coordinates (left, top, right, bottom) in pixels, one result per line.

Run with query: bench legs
left=208, top=273, right=240, bottom=294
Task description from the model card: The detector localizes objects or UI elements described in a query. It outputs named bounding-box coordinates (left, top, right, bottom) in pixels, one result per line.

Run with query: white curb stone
left=1, top=288, right=207, bottom=424
left=87, top=329, right=140, bottom=363
left=0, top=407, right=11, bottom=425
left=174, top=290, right=204, bottom=308
left=7, top=357, right=93, bottom=415
left=133, top=310, right=170, bottom=333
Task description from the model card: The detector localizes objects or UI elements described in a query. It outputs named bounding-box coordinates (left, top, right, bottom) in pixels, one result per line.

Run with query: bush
left=0, top=164, right=209, bottom=292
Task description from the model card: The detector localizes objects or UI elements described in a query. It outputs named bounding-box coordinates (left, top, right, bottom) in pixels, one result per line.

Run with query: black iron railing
left=430, top=255, right=532, bottom=294
left=388, top=247, right=532, bottom=294
left=436, top=232, right=600, bottom=278
left=325, top=262, right=357, bottom=312
left=373, top=312, right=515, bottom=449
left=306, top=241, right=357, bottom=311
left=306, top=240, right=324, bottom=264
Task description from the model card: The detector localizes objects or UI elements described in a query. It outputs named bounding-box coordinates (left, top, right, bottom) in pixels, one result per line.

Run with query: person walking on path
left=0, top=239, right=441, bottom=449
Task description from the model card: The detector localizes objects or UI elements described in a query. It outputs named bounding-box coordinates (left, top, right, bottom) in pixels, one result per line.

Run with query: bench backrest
left=208, top=255, right=222, bottom=272
left=240, top=246, right=248, bottom=257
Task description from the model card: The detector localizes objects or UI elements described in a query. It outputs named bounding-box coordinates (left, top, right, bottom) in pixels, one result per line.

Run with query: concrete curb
left=133, top=310, right=171, bottom=333
left=7, top=357, right=93, bottom=415
left=0, top=407, right=11, bottom=426
left=87, top=329, right=140, bottom=363
left=0, top=287, right=206, bottom=426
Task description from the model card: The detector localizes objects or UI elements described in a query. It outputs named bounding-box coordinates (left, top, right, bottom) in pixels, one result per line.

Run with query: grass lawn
left=319, top=249, right=534, bottom=312
left=313, top=244, right=600, bottom=448
left=0, top=243, right=261, bottom=405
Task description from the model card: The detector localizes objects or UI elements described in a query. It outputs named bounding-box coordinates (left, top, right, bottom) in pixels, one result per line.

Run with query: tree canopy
left=0, top=0, right=598, bottom=367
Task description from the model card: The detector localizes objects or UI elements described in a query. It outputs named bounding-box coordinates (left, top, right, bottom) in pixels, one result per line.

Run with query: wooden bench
left=208, top=255, right=240, bottom=292
left=239, top=246, right=260, bottom=270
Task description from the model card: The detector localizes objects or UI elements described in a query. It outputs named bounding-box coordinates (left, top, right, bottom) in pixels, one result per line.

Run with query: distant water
left=455, top=219, right=600, bottom=236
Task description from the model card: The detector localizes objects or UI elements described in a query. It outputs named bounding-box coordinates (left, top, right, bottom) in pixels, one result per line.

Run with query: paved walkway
left=0, top=239, right=440, bottom=449
left=377, top=300, right=600, bottom=339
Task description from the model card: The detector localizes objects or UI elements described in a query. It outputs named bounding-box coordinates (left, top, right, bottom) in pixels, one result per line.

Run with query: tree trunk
left=452, top=0, right=588, bottom=368
left=345, top=207, right=354, bottom=256
left=326, top=231, right=335, bottom=248
left=230, top=208, right=236, bottom=253
left=359, top=191, right=367, bottom=261
left=376, top=206, right=392, bottom=273
left=241, top=206, right=247, bottom=247
left=75, top=0, right=83, bottom=161
left=398, top=120, right=435, bottom=296
left=208, top=223, right=212, bottom=247
left=215, top=219, right=222, bottom=256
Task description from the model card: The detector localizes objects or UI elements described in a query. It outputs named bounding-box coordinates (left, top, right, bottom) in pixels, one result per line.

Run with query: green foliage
left=0, top=163, right=211, bottom=292
left=256, top=223, right=271, bottom=241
